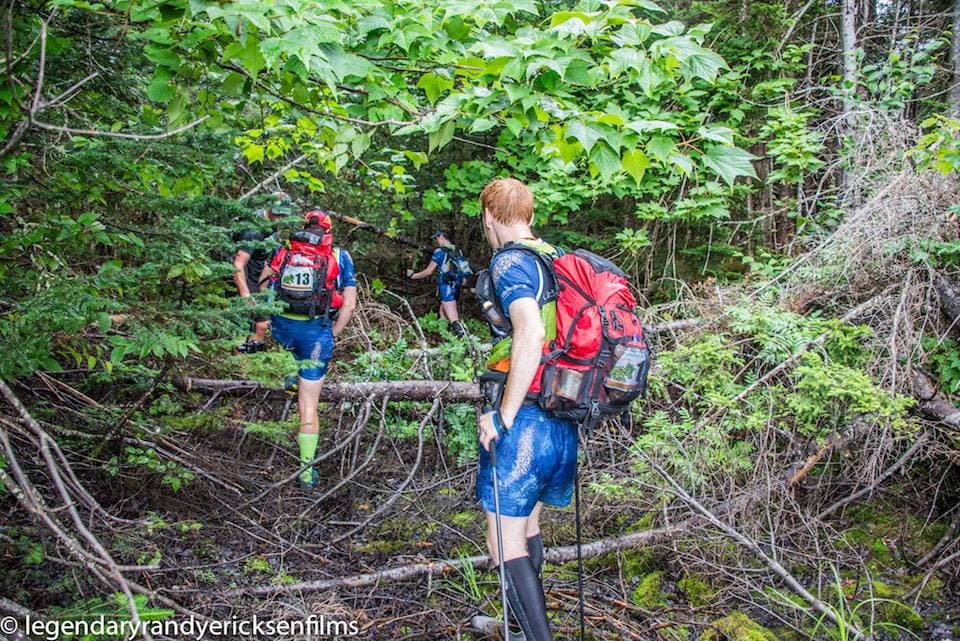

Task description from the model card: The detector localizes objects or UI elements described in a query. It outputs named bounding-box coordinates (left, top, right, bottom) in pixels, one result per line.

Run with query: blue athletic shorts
left=270, top=315, right=334, bottom=381
left=477, top=405, right=578, bottom=517
left=438, top=281, right=462, bottom=303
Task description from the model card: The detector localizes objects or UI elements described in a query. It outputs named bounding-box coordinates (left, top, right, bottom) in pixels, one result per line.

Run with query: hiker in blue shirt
left=406, top=229, right=470, bottom=337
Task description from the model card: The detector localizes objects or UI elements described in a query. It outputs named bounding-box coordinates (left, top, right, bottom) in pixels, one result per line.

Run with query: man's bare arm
left=233, top=251, right=252, bottom=297
left=499, top=297, right=544, bottom=427
left=410, top=261, right=438, bottom=280
left=258, top=264, right=276, bottom=290
left=332, top=286, right=357, bottom=337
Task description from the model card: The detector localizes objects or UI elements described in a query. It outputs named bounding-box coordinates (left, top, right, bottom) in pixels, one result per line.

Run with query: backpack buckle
left=589, top=401, right=601, bottom=418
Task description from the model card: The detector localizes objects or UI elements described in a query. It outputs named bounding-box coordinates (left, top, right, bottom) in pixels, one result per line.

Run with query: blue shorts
left=270, top=315, right=334, bottom=381
left=438, top=281, right=462, bottom=303
left=477, top=405, right=578, bottom=517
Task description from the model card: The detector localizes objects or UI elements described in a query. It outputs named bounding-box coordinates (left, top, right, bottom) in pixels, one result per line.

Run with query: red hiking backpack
left=274, top=230, right=343, bottom=319
left=480, top=243, right=651, bottom=430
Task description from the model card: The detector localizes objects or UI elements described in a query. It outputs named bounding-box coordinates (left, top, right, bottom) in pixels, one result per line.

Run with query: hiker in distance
left=233, top=192, right=293, bottom=355
left=406, top=229, right=472, bottom=337
left=472, top=178, right=573, bottom=641
left=254, top=210, right=358, bottom=489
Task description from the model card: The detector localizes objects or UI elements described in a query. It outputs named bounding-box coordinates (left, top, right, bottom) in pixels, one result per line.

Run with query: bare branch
left=238, top=153, right=307, bottom=201
left=29, top=114, right=209, bottom=141
left=223, top=524, right=685, bottom=598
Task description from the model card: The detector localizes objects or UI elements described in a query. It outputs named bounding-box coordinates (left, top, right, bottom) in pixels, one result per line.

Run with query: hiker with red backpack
left=471, top=178, right=651, bottom=640
left=255, top=210, right=358, bottom=489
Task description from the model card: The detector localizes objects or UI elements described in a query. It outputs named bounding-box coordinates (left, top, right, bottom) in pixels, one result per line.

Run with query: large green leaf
left=608, top=47, right=645, bottom=78
left=590, top=142, right=621, bottom=179
left=565, top=120, right=610, bottom=153
left=222, top=38, right=265, bottom=78
left=698, top=124, right=735, bottom=145
left=621, top=148, right=650, bottom=185
left=428, top=120, right=457, bottom=153
left=417, top=72, right=455, bottom=104
left=146, top=68, right=176, bottom=102
left=701, top=144, right=758, bottom=186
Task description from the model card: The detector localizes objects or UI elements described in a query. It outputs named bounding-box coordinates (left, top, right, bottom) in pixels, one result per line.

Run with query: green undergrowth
left=634, top=298, right=918, bottom=491
left=678, top=573, right=716, bottom=608
left=243, top=419, right=299, bottom=445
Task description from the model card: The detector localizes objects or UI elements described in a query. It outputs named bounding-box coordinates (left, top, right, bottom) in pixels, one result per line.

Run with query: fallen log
left=933, top=272, right=960, bottom=333
left=222, top=524, right=684, bottom=597
left=912, top=369, right=960, bottom=430
left=176, top=378, right=482, bottom=402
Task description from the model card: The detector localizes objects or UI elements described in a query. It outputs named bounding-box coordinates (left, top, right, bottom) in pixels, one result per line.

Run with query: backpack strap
left=332, top=247, right=341, bottom=290
left=496, top=241, right=560, bottom=304
left=275, top=244, right=291, bottom=284
left=438, top=246, right=452, bottom=273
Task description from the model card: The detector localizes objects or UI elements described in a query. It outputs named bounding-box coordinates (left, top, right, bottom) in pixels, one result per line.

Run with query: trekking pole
left=574, top=468, right=586, bottom=641
left=489, top=441, right=512, bottom=640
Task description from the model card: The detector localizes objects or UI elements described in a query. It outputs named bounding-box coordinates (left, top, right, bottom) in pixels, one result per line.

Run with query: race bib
left=281, top=265, right=315, bottom=292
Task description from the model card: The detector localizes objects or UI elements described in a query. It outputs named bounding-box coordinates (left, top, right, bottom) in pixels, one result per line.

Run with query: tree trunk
left=176, top=378, right=483, bottom=402
left=912, top=370, right=960, bottom=430
left=953, top=0, right=960, bottom=113
left=841, top=0, right=859, bottom=128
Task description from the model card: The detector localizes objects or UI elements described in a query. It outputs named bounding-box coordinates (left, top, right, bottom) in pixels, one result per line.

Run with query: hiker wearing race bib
left=472, top=178, right=573, bottom=641
left=406, top=230, right=472, bottom=337
left=232, top=192, right=293, bottom=354
left=256, top=210, right=358, bottom=489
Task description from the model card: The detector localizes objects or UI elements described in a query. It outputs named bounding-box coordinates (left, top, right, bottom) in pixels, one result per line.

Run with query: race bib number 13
left=281, top=266, right=314, bottom=291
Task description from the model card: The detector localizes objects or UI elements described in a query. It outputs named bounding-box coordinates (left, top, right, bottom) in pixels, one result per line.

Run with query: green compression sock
left=297, top=433, right=319, bottom=483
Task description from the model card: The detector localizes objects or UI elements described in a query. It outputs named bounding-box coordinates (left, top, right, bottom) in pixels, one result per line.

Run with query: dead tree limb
left=916, top=508, right=960, bottom=567
left=326, top=397, right=440, bottom=546
left=815, top=434, right=928, bottom=521
left=933, top=272, right=960, bottom=334
left=638, top=452, right=866, bottom=640
left=239, top=399, right=376, bottom=510
left=222, top=524, right=685, bottom=597
left=238, top=154, right=307, bottom=201
left=176, top=378, right=483, bottom=402
left=912, top=370, right=960, bottom=430
left=905, top=546, right=960, bottom=600
left=0, top=596, right=37, bottom=619
left=325, top=210, right=425, bottom=250
left=0, top=380, right=147, bottom=635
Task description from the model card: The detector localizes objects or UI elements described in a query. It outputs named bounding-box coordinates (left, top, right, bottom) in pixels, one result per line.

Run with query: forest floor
left=3, top=320, right=957, bottom=641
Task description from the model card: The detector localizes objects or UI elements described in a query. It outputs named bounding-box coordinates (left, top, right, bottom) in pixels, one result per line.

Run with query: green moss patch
left=870, top=581, right=925, bottom=632
left=631, top=571, right=667, bottom=609
left=701, top=612, right=778, bottom=641
left=678, top=573, right=715, bottom=607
